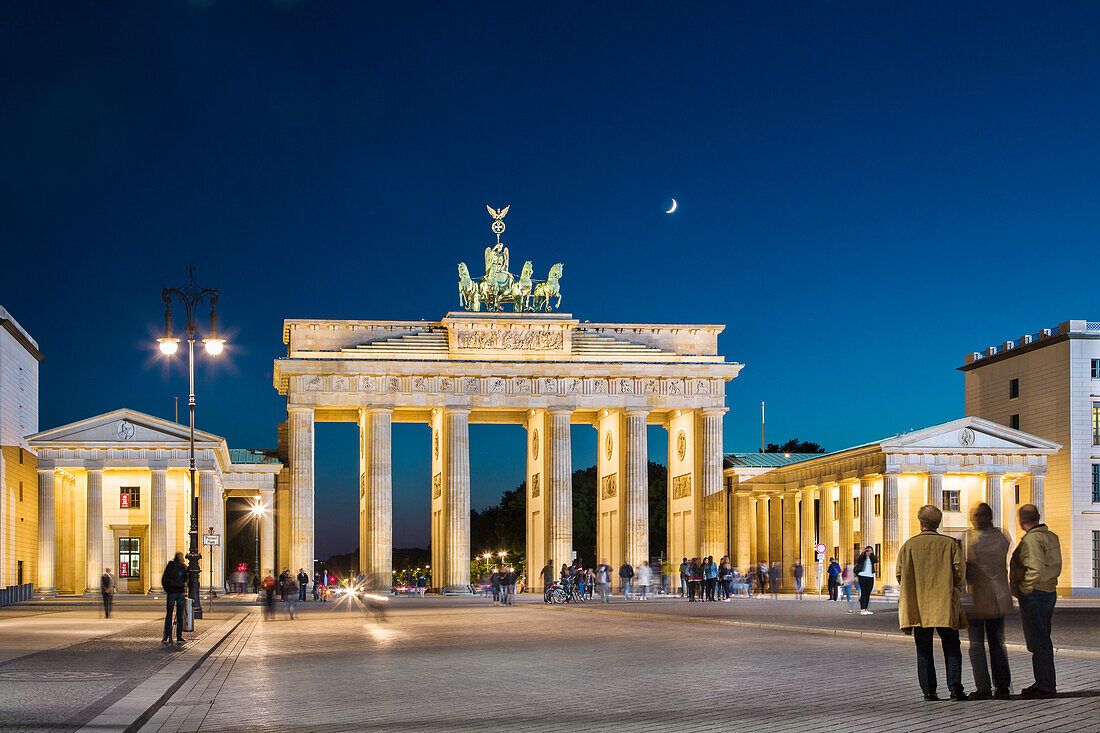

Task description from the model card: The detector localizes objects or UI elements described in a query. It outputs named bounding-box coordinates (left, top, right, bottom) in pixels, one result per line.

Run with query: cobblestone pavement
left=0, top=609, right=236, bottom=732
left=142, top=599, right=1100, bottom=733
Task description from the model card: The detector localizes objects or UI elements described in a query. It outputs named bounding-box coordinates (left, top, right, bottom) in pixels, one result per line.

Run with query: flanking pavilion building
left=723, top=417, right=1059, bottom=593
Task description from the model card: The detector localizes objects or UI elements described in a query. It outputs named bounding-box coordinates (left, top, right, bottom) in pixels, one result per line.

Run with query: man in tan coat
left=963, top=502, right=1012, bottom=699
left=896, top=505, right=968, bottom=701
left=1010, top=503, right=1062, bottom=698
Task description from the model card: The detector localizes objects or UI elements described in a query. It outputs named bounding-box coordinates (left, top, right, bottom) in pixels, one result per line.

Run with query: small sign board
left=119, top=561, right=130, bottom=578
left=814, top=543, right=826, bottom=555
left=202, top=534, right=220, bottom=546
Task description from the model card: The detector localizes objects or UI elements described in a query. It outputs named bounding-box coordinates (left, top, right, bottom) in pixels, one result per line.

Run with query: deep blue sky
left=3, top=2, right=1098, bottom=556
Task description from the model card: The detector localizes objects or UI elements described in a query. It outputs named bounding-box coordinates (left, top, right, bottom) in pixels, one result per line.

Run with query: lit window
left=874, top=494, right=881, bottom=516
left=120, top=486, right=140, bottom=509
left=1094, top=531, right=1100, bottom=588
left=1009, top=378, right=1019, bottom=399
left=1094, top=404, right=1100, bottom=446
left=1010, top=414, right=1020, bottom=430
left=1093, top=359, right=1100, bottom=379
left=943, top=490, right=960, bottom=512
left=1093, top=465, right=1100, bottom=504
left=118, top=538, right=141, bottom=578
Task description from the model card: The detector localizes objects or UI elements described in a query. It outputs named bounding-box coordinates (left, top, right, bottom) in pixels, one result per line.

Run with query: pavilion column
left=84, top=466, right=104, bottom=594
left=259, top=489, right=275, bottom=578
left=198, top=469, right=219, bottom=591
left=781, top=490, right=796, bottom=588
left=767, top=493, right=781, bottom=566
left=288, top=406, right=315, bottom=581
left=818, top=484, right=834, bottom=560
left=839, top=481, right=854, bottom=563
left=623, top=410, right=649, bottom=569
left=755, top=496, right=767, bottom=563
left=360, top=407, right=393, bottom=589
left=799, top=488, right=815, bottom=564
left=699, top=409, right=726, bottom=560
left=985, top=471, right=1004, bottom=530
left=1029, top=473, right=1045, bottom=516
left=443, top=408, right=470, bottom=591
left=733, top=490, right=752, bottom=570
left=149, top=467, right=168, bottom=590
left=547, top=409, right=573, bottom=575
left=927, top=470, right=944, bottom=510
left=36, top=468, right=56, bottom=596
left=882, top=472, right=900, bottom=593
left=859, top=476, right=876, bottom=550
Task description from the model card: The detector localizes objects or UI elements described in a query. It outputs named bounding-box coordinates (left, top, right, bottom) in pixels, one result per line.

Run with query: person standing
left=416, top=573, right=427, bottom=597
left=278, top=569, right=290, bottom=602
left=768, top=562, right=780, bottom=599
left=963, top=502, right=1013, bottom=699
left=896, top=505, right=968, bottom=701
left=1010, top=503, right=1062, bottom=698
left=619, top=561, right=634, bottom=599
left=596, top=559, right=612, bottom=603
left=841, top=563, right=857, bottom=614
left=854, top=546, right=878, bottom=615
left=297, top=568, right=309, bottom=602
left=678, top=557, right=690, bottom=598
left=261, top=571, right=276, bottom=618
left=719, top=557, right=733, bottom=600
left=826, top=558, right=841, bottom=601
left=100, top=567, right=115, bottom=619
left=793, top=560, right=805, bottom=600
left=161, top=552, right=188, bottom=645
left=284, top=573, right=298, bottom=619
left=636, top=561, right=652, bottom=600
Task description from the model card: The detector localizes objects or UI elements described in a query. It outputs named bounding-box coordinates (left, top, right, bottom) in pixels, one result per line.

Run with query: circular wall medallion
left=605, top=431, right=613, bottom=460
left=532, top=429, right=539, bottom=459
left=676, top=430, right=687, bottom=462
left=117, top=420, right=135, bottom=441
left=958, top=428, right=976, bottom=446
left=433, top=430, right=439, bottom=459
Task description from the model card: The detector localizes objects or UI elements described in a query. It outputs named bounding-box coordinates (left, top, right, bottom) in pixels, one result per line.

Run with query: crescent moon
left=665, top=198, right=677, bottom=214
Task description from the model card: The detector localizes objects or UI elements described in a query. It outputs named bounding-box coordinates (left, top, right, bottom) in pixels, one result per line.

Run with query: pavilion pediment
left=881, top=417, right=1060, bottom=453
left=28, top=408, right=223, bottom=447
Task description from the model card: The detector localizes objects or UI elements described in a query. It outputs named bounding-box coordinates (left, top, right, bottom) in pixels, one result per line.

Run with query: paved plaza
left=1, top=596, right=1097, bottom=732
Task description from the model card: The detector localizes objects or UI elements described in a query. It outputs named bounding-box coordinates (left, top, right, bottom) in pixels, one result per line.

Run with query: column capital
left=85, top=461, right=105, bottom=472
left=287, top=404, right=314, bottom=415
left=734, top=488, right=754, bottom=497
left=926, top=467, right=947, bottom=476
left=442, top=406, right=471, bottom=416
left=149, top=460, right=168, bottom=471
left=1029, top=471, right=1047, bottom=479
left=782, top=489, right=797, bottom=498
left=700, top=407, right=727, bottom=417
left=623, top=408, right=650, bottom=418
left=882, top=471, right=901, bottom=479
left=361, top=405, right=394, bottom=416
left=37, top=465, right=56, bottom=476
left=984, top=469, right=1006, bottom=478
left=858, top=474, right=879, bottom=485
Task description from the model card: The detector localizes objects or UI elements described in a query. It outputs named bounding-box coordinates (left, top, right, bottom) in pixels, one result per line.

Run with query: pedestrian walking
left=284, top=574, right=298, bottom=619
left=312, top=573, right=322, bottom=601
left=841, top=563, right=857, bottom=614
left=768, top=562, right=780, bottom=599
left=636, top=561, right=652, bottom=599
left=490, top=568, right=501, bottom=605
left=417, top=573, right=427, bottom=597
left=854, top=546, right=878, bottom=614
left=793, top=560, right=805, bottom=600
left=963, top=502, right=1013, bottom=699
left=161, top=552, right=188, bottom=645
left=1010, top=503, right=1062, bottom=698
left=896, top=504, right=969, bottom=701
left=596, top=560, right=612, bottom=603
left=826, top=557, right=842, bottom=601
left=619, top=561, right=634, bottom=599
left=506, top=566, right=517, bottom=605
left=278, top=569, right=290, bottom=602
left=100, top=567, right=115, bottom=618
left=261, top=571, right=276, bottom=619
left=719, top=557, right=733, bottom=600
left=297, top=568, right=309, bottom=601
left=687, top=558, right=702, bottom=601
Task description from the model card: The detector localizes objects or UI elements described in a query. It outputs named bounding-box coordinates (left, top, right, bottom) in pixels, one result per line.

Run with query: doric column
left=1030, top=474, right=1045, bottom=516
left=623, top=410, right=649, bottom=569
left=259, top=489, right=275, bottom=577
left=755, top=496, right=767, bottom=563
left=839, top=480, right=855, bottom=563
left=288, top=406, right=315, bottom=580
left=781, top=490, right=796, bottom=588
left=985, top=472, right=1004, bottom=530
left=443, top=408, right=470, bottom=591
left=767, top=493, right=782, bottom=565
left=733, top=490, right=752, bottom=570
left=818, top=484, right=834, bottom=559
left=547, top=409, right=573, bottom=573
left=37, top=468, right=56, bottom=596
left=799, top=488, right=815, bottom=563
left=360, top=407, right=393, bottom=588
left=699, top=409, right=725, bottom=559
left=927, top=470, right=944, bottom=510
left=149, top=466, right=168, bottom=588
left=882, top=472, right=900, bottom=592
left=859, top=476, right=876, bottom=549
left=84, top=466, right=104, bottom=594
left=198, top=469, right=219, bottom=591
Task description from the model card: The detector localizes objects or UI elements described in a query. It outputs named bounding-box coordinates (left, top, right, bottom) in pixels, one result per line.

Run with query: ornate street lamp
left=157, top=265, right=224, bottom=619
left=250, top=498, right=263, bottom=594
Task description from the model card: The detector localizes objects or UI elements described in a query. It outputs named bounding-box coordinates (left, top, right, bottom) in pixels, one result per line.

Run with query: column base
left=441, top=585, right=474, bottom=595
left=82, top=590, right=102, bottom=598
left=881, top=584, right=900, bottom=598
left=35, top=587, right=57, bottom=598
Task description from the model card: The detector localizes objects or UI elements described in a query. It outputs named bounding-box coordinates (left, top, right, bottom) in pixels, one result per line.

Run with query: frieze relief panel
left=432, top=473, right=441, bottom=499
left=454, top=329, right=564, bottom=351
left=530, top=472, right=540, bottom=498
left=672, top=473, right=692, bottom=500
left=601, top=473, right=618, bottom=500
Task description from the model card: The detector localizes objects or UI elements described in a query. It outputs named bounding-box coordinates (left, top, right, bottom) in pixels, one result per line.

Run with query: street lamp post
left=157, top=265, right=225, bottom=620
left=251, top=498, right=263, bottom=594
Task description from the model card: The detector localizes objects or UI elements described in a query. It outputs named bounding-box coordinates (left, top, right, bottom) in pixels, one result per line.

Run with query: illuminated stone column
left=882, top=472, right=900, bottom=593
left=36, top=468, right=56, bottom=596
left=839, top=481, right=854, bottom=563
left=260, top=489, right=275, bottom=578
left=1029, top=473, right=1045, bottom=516
left=444, top=408, right=470, bottom=591
left=360, top=407, right=393, bottom=589
left=818, top=484, right=834, bottom=560
left=699, top=409, right=726, bottom=560
left=547, top=409, right=573, bottom=575
left=927, top=470, right=944, bottom=510
left=623, top=410, right=649, bottom=569
left=781, top=490, right=796, bottom=588
left=799, top=487, right=815, bottom=563
left=149, top=466, right=168, bottom=590
left=755, top=496, right=767, bottom=564
left=859, top=476, right=876, bottom=550
left=767, top=493, right=781, bottom=566
left=288, top=406, right=315, bottom=581
left=733, top=490, right=753, bottom=570
left=84, top=466, right=104, bottom=595
left=985, top=472, right=1004, bottom=530
left=198, top=468, right=219, bottom=592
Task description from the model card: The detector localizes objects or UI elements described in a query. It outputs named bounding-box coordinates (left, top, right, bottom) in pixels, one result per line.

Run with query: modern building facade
left=0, top=306, right=43, bottom=588
left=961, top=319, right=1100, bottom=595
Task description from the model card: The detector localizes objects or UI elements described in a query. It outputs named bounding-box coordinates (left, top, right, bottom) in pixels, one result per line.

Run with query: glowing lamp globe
left=158, top=338, right=179, bottom=355
left=203, top=338, right=225, bottom=356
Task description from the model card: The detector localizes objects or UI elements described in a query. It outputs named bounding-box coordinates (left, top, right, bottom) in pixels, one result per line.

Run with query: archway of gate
left=274, top=311, right=742, bottom=590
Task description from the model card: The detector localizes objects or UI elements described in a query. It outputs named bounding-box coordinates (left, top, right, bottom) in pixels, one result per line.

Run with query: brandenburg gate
left=272, top=208, right=743, bottom=589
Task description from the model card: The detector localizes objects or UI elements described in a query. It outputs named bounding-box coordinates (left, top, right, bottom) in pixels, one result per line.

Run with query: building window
left=1010, top=414, right=1020, bottom=430
left=1015, top=483, right=1021, bottom=505
left=120, top=486, right=140, bottom=509
left=1093, top=359, right=1100, bottom=379
left=1095, top=403, right=1100, bottom=446
left=18, top=448, right=23, bottom=464
left=833, top=500, right=839, bottom=517
left=854, top=499, right=860, bottom=519
left=18, top=367, right=24, bottom=391
left=874, top=494, right=881, bottom=516
left=1093, top=465, right=1100, bottom=503
left=875, top=543, right=881, bottom=577
left=1094, top=531, right=1100, bottom=588
left=833, top=546, right=839, bottom=561
left=19, top=481, right=23, bottom=502
left=118, top=538, right=141, bottom=578
left=943, top=490, right=960, bottom=512
left=1009, top=378, right=1019, bottom=399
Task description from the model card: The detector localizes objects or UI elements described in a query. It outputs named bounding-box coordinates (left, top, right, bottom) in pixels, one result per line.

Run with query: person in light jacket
left=1009, top=504, right=1062, bottom=698
left=635, top=561, right=652, bottom=600
left=896, top=505, right=969, bottom=702
left=963, top=502, right=1012, bottom=699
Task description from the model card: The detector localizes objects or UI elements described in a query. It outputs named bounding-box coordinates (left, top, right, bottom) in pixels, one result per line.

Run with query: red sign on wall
left=120, top=493, right=130, bottom=509
left=120, top=561, right=130, bottom=578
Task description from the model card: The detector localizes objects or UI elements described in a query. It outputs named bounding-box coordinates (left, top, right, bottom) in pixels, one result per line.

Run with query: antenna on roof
left=761, top=401, right=766, bottom=453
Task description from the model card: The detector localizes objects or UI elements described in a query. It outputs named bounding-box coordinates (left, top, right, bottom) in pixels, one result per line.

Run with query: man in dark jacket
left=161, top=552, right=188, bottom=645
left=297, top=568, right=309, bottom=602
left=619, top=562, right=634, bottom=599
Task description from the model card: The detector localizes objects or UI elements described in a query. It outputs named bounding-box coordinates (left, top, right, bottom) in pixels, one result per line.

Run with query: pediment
left=28, top=408, right=223, bottom=446
left=881, top=417, right=1059, bottom=453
